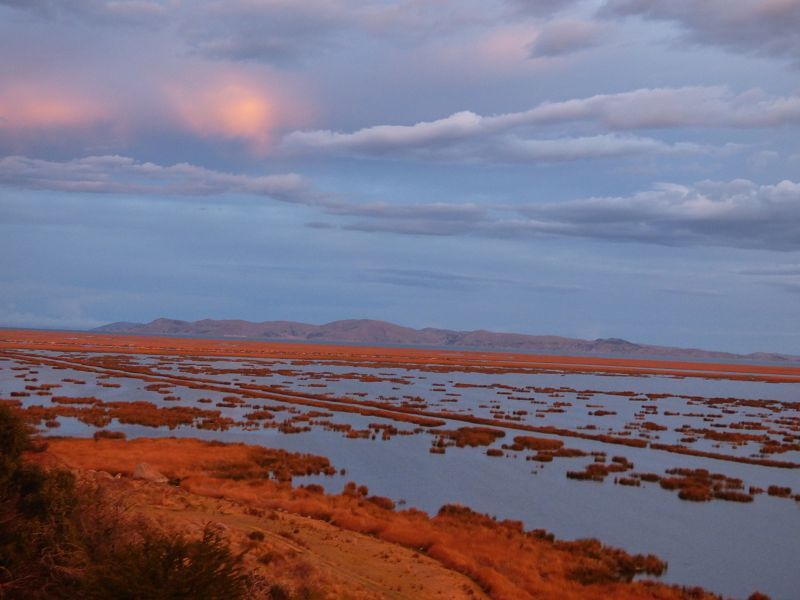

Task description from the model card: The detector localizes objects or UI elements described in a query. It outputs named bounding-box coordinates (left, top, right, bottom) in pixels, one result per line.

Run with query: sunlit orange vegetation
left=504, top=435, right=587, bottom=463
left=511, top=435, right=564, bottom=451
left=567, top=456, right=634, bottom=482
left=3, top=328, right=800, bottom=383
left=679, top=427, right=769, bottom=444
left=39, top=437, right=720, bottom=600
left=7, top=350, right=449, bottom=429
left=766, top=485, right=792, bottom=498
left=25, top=383, right=60, bottom=391
left=640, top=422, right=668, bottom=432
left=365, top=422, right=404, bottom=440
left=145, top=383, right=173, bottom=392
left=623, top=469, right=796, bottom=504
left=4, top=340, right=798, bottom=471
left=657, top=468, right=752, bottom=503
left=435, top=426, right=506, bottom=448
left=93, top=429, right=126, bottom=440
left=244, top=409, right=276, bottom=420
left=760, top=438, right=800, bottom=455
left=8, top=397, right=234, bottom=431
left=234, top=382, right=446, bottom=427
left=51, top=395, right=99, bottom=405
left=649, top=443, right=800, bottom=468
left=41, top=437, right=336, bottom=484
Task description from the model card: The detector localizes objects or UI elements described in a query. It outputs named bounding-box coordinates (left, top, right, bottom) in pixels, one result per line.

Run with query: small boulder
left=133, top=462, right=168, bottom=484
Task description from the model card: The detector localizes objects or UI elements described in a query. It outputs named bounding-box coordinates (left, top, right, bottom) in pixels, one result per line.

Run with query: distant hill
left=91, top=318, right=799, bottom=363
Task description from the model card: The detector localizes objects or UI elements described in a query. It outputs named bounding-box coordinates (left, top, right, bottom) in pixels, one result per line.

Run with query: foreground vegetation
left=0, top=404, right=252, bottom=599
left=32, top=436, right=733, bottom=600
left=3, top=401, right=776, bottom=599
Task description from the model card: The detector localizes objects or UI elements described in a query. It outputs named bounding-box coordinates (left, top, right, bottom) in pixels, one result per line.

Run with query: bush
left=83, top=524, right=249, bottom=600
left=0, top=403, right=30, bottom=485
left=0, top=404, right=83, bottom=598
left=0, top=404, right=254, bottom=600
left=93, top=430, right=127, bottom=441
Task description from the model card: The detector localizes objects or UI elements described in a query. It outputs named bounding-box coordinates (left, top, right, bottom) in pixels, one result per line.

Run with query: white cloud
left=281, top=85, right=800, bottom=163
left=0, top=155, right=319, bottom=203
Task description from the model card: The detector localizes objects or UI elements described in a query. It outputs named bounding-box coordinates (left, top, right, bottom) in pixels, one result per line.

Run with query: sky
left=1, top=0, right=799, bottom=354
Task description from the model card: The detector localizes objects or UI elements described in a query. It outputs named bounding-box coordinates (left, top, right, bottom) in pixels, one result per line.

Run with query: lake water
left=1, top=351, right=798, bottom=599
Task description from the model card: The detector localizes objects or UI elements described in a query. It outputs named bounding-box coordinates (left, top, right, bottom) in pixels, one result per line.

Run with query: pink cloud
left=0, top=82, right=110, bottom=130
left=167, top=79, right=274, bottom=150
left=0, top=65, right=313, bottom=156
left=164, top=69, right=313, bottom=154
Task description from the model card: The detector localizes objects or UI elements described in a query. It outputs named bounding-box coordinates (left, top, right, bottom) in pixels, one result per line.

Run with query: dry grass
left=38, top=437, right=721, bottom=600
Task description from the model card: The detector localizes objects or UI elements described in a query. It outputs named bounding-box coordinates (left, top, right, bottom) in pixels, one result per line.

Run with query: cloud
left=778, top=280, right=800, bottom=293
left=284, top=86, right=800, bottom=153
left=511, top=179, right=800, bottom=250
left=738, top=264, right=800, bottom=294
left=527, top=19, right=606, bottom=57
left=281, top=84, right=800, bottom=162
left=334, top=179, right=800, bottom=252
left=0, top=155, right=491, bottom=232
left=364, top=268, right=488, bottom=291
left=181, top=0, right=502, bottom=64
left=738, top=265, right=800, bottom=276
left=0, top=0, right=168, bottom=25
left=4, top=155, right=800, bottom=252
left=288, top=126, right=716, bottom=164
left=2, top=0, right=513, bottom=66
left=747, top=149, right=780, bottom=171
left=182, top=1, right=353, bottom=64
left=325, top=200, right=487, bottom=221
left=364, top=268, right=582, bottom=292
left=0, top=82, right=111, bottom=131
left=337, top=200, right=492, bottom=236
left=510, top=0, right=582, bottom=17
left=0, top=63, right=309, bottom=155
left=0, top=154, right=491, bottom=236
left=653, top=286, right=723, bottom=298
left=0, top=155, right=319, bottom=203
left=601, top=0, right=800, bottom=64
left=484, top=134, right=712, bottom=162
left=164, top=75, right=287, bottom=152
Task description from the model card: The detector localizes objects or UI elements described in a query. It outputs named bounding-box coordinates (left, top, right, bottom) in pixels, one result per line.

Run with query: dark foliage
left=83, top=525, right=248, bottom=600
left=0, top=405, right=252, bottom=600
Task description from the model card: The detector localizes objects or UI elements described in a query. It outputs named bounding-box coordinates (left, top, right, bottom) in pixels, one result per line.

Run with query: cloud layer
left=339, top=179, right=800, bottom=251
left=4, top=154, right=799, bottom=251
left=603, top=0, right=800, bottom=64
left=1, top=0, right=799, bottom=353
left=0, top=155, right=316, bottom=203
left=281, top=85, right=800, bottom=163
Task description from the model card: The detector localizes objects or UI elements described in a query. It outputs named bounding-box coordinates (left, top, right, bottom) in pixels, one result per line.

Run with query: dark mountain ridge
left=91, top=318, right=800, bottom=363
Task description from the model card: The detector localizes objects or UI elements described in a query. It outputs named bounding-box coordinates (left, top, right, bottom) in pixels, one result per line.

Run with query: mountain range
left=92, top=318, right=799, bottom=363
